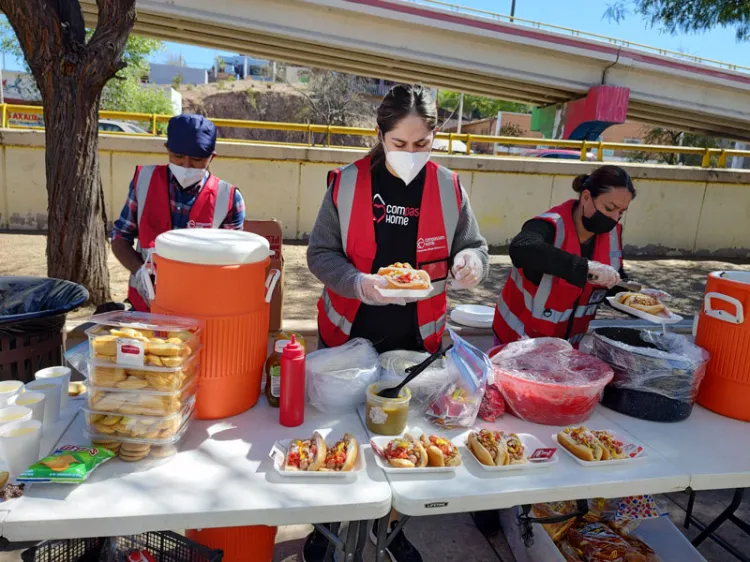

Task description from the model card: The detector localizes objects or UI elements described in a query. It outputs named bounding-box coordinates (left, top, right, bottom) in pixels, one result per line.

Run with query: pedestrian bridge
left=78, top=0, right=750, bottom=139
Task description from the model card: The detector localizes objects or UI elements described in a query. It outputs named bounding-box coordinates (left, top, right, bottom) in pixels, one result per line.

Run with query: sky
left=2, top=0, right=749, bottom=71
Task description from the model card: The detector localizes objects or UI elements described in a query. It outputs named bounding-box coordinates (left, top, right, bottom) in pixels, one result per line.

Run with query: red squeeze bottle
left=280, top=335, right=306, bottom=427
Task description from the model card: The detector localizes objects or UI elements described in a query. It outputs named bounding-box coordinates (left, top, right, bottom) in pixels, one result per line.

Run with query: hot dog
left=383, top=434, right=428, bottom=468
left=468, top=429, right=507, bottom=466
left=320, top=433, right=359, bottom=472
left=616, top=292, right=666, bottom=316
left=591, top=430, right=628, bottom=460
left=284, top=431, right=327, bottom=471
left=377, top=263, right=431, bottom=291
left=419, top=434, right=462, bottom=467
left=557, top=427, right=606, bottom=462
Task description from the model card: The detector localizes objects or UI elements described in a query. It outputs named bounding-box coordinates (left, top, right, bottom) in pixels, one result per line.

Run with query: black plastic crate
left=23, top=531, right=223, bottom=562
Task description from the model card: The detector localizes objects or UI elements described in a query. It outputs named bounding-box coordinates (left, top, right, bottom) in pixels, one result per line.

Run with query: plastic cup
left=0, top=419, right=42, bottom=477
left=25, top=380, right=61, bottom=429
left=12, top=392, right=46, bottom=424
left=35, top=366, right=71, bottom=410
left=0, top=406, right=32, bottom=428
left=0, top=380, right=24, bottom=408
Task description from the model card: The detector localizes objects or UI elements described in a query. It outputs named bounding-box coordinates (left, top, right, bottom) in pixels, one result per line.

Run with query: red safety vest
left=127, top=165, right=235, bottom=312
left=493, top=199, right=623, bottom=346
left=317, top=157, right=461, bottom=353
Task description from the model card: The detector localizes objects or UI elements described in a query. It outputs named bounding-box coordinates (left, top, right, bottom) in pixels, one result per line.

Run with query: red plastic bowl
left=490, top=341, right=614, bottom=426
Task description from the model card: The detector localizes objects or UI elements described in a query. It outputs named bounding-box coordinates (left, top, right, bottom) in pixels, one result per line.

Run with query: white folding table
left=358, top=404, right=692, bottom=562
left=1, top=402, right=392, bottom=561
left=599, top=404, right=750, bottom=561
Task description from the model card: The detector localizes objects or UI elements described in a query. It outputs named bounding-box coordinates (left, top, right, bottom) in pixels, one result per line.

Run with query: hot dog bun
left=377, top=263, right=431, bottom=290
left=384, top=434, right=428, bottom=468
left=320, top=433, right=359, bottom=472
left=557, top=427, right=605, bottom=462
left=284, top=431, right=327, bottom=471
left=467, top=429, right=508, bottom=466
left=420, top=435, right=462, bottom=467
left=616, top=292, right=666, bottom=315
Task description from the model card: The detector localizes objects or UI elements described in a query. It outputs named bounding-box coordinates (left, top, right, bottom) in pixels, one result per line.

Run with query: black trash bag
left=0, top=276, right=88, bottom=335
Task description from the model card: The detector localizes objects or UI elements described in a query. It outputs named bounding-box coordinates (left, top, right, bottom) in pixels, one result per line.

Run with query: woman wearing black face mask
left=492, top=165, right=636, bottom=347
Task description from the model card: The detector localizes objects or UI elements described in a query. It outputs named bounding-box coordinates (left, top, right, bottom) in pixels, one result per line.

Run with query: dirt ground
left=3, top=234, right=749, bottom=321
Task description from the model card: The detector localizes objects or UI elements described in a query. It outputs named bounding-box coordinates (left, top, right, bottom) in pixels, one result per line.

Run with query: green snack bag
left=18, top=445, right=115, bottom=484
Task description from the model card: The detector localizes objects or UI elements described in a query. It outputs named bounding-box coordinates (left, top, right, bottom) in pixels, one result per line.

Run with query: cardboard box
left=244, top=219, right=284, bottom=332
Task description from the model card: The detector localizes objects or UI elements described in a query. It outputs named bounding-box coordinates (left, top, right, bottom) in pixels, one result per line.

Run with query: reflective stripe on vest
left=322, top=290, right=353, bottom=337
left=495, top=296, right=526, bottom=340
left=419, top=313, right=446, bottom=342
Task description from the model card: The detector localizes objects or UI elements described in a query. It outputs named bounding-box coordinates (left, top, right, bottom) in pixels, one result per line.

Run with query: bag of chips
left=18, top=445, right=115, bottom=484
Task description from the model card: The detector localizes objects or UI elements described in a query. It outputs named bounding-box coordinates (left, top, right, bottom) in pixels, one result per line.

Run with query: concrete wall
left=2, top=129, right=749, bottom=258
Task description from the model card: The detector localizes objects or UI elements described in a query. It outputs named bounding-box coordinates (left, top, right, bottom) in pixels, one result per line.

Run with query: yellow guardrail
left=404, top=0, right=750, bottom=75
left=3, top=103, right=748, bottom=169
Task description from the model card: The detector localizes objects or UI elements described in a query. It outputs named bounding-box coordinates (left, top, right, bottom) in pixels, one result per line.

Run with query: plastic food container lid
left=155, top=229, right=272, bottom=266
left=84, top=379, right=197, bottom=398
left=87, top=311, right=203, bottom=333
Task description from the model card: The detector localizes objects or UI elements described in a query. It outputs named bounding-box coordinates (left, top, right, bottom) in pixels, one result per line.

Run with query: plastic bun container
left=306, top=338, right=380, bottom=414
left=490, top=338, right=614, bottom=426
left=379, top=350, right=455, bottom=404
left=590, top=328, right=710, bottom=422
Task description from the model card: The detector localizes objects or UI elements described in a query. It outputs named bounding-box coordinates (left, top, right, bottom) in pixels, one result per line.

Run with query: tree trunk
left=43, top=76, right=111, bottom=304
left=0, top=0, right=136, bottom=306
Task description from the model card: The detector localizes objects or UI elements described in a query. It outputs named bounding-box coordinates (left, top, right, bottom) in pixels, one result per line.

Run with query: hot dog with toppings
left=320, top=433, right=359, bottom=472
left=284, top=432, right=327, bottom=471
left=383, top=434, right=428, bottom=468
left=420, top=434, right=462, bottom=467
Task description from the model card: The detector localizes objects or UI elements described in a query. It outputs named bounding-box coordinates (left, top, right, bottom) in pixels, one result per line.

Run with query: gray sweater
left=307, top=176, right=490, bottom=298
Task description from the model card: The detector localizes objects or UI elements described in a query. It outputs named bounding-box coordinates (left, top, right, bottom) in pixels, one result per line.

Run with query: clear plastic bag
left=591, top=329, right=709, bottom=402
left=64, top=341, right=89, bottom=378
left=490, top=338, right=614, bottom=425
left=306, top=338, right=380, bottom=413
left=379, top=350, right=455, bottom=404
left=424, top=330, right=490, bottom=428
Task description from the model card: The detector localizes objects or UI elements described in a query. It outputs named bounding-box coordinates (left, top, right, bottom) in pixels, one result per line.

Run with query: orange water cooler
left=152, top=229, right=279, bottom=419
left=152, top=229, right=280, bottom=562
left=695, top=271, right=750, bottom=422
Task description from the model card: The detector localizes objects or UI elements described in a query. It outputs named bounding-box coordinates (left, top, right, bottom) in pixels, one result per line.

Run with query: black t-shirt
left=350, top=162, right=426, bottom=353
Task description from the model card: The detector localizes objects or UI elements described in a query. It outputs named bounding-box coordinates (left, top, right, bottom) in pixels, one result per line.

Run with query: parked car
left=98, top=120, right=150, bottom=134
left=522, top=148, right=596, bottom=161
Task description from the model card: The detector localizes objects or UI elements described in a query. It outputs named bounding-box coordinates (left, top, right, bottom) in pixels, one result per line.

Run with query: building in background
left=149, top=63, right=208, bottom=86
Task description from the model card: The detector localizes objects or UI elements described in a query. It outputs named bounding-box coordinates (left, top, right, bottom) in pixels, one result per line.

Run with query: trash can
left=0, top=276, right=88, bottom=382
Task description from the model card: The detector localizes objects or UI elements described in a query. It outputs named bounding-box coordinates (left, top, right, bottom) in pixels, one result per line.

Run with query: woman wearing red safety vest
left=305, top=84, right=488, bottom=562
left=493, top=165, right=636, bottom=348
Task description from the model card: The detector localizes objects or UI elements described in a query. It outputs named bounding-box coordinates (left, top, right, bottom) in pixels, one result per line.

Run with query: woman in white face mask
left=306, top=83, right=489, bottom=562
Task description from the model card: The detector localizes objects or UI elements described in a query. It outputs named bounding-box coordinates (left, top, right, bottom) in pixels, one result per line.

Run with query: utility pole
left=457, top=93, right=464, bottom=134
left=510, top=0, right=516, bottom=22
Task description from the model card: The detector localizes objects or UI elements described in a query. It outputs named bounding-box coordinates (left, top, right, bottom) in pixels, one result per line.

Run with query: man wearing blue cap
left=111, top=114, right=246, bottom=311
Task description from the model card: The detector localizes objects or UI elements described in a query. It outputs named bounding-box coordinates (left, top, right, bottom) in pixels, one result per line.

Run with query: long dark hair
left=369, top=84, right=438, bottom=171
left=573, top=165, right=636, bottom=199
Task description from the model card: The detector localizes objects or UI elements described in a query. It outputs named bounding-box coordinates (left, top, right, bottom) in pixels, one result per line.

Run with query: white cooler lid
left=155, top=229, right=272, bottom=265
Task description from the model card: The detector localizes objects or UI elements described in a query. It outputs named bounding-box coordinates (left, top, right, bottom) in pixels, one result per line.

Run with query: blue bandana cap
left=166, top=114, right=217, bottom=158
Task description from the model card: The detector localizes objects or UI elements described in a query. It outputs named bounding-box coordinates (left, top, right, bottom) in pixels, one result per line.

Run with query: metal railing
left=402, top=0, right=750, bottom=75
left=3, top=103, right=749, bottom=169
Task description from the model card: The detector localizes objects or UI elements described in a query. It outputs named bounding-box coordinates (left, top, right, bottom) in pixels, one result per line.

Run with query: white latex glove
left=451, top=250, right=484, bottom=290
left=354, top=273, right=407, bottom=306
left=587, top=261, right=620, bottom=289
left=134, top=264, right=155, bottom=306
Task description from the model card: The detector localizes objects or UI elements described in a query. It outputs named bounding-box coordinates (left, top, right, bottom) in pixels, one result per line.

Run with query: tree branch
left=86, top=0, right=136, bottom=83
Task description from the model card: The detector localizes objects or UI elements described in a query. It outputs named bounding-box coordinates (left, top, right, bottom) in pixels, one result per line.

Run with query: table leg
left=318, top=522, right=341, bottom=562
left=341, top=520, right=360, bottom=562
left=354, top=519, right=369, bottom=562
left=374, top=514, right=390, bottom=562
left=692, top=488, right=744, bottom=548
left=685, top=488, right=696, bottom=529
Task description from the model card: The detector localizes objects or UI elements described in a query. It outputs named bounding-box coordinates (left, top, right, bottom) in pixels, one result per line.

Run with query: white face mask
left=382, top=140, right=431, bottom=185
left=169, top=163, right=207, bottom=188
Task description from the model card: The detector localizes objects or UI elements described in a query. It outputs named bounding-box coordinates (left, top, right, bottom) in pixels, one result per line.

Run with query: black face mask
left=582, top=198, right=619, bottom=234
